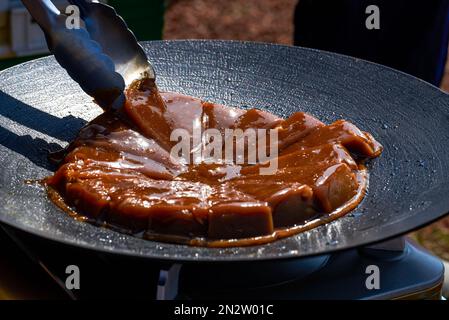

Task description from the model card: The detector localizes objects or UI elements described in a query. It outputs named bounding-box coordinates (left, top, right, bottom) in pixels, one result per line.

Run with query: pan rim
left=1, top=205, right=449, bottom=263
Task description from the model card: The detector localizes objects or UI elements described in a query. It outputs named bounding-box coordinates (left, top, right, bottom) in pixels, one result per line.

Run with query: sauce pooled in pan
left=45, top=79, right=382, bottom=247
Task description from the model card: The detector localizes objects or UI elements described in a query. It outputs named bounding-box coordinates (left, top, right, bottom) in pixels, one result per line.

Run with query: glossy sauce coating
left=45, top=79, right=382, bottom=247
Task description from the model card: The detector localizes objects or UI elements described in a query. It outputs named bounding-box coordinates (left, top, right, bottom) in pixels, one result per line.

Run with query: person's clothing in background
left=294, top=0, right=449, bottom=86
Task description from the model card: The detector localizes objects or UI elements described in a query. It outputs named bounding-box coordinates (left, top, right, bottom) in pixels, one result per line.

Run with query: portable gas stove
left=0, top=225, right=444, bottom=300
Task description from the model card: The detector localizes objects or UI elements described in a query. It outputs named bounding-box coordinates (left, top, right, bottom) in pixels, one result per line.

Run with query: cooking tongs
left=21, top=0, right=155, bottom=110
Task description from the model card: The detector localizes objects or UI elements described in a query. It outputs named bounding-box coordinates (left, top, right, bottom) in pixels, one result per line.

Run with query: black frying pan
left=1, top=40, right=449, bottom=262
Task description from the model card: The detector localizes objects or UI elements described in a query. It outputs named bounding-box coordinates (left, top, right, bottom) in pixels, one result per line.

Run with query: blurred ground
left=164, top=0, right=296, bottom=44
left=164, top=0, right=449, bottom=259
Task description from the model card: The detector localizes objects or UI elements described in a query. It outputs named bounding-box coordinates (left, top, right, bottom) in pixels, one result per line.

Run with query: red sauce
left=44, top=78, right=382, bottom=247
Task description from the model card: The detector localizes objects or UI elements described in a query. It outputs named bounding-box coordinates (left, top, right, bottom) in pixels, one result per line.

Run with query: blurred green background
left=0, top=0, right=165, bottom=70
